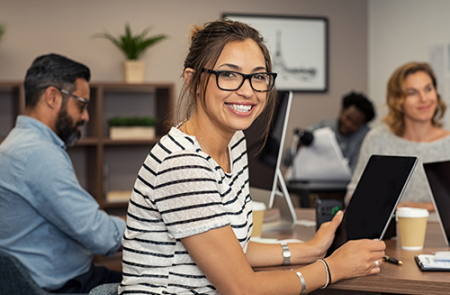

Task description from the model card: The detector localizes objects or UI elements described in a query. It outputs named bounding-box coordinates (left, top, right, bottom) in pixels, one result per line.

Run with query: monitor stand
left=250, top=169, right=297, bottom=231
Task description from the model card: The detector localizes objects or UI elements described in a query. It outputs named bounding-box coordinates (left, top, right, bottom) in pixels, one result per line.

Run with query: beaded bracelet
left=295, top=271, right=306, bottom=295
left=316, top=259, right=331, bottom=289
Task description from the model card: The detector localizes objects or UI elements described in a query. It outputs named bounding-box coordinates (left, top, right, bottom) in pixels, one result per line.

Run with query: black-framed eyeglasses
left=40, top=85, right=89, bottom=113
left=202, top=68, right=277, bottom=92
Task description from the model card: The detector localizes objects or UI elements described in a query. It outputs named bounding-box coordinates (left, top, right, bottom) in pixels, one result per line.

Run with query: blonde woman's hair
left=384, top=62, right=446, bottom=136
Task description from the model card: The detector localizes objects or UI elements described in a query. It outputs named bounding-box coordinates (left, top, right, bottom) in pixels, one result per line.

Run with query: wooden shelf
left=101, top=137, right=161, bottom=145
left=0, top=81, right=174, bottom=214
left=103, top=201, right=130, bottom=208
left=76, top=137, right=100, bottom=146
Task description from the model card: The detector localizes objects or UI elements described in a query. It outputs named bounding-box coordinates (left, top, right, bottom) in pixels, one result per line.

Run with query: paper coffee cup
left=396, top=207, right=429, bottom=250
left=251, top=201, right=266, bottom=237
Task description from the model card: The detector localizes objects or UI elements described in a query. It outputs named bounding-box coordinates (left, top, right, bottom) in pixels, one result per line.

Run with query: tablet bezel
left=423, top=160, right=450, bottom=247
left=326, top=155, right=418, bottom=256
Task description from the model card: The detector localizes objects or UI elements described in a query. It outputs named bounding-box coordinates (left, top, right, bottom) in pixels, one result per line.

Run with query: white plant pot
left=124, top=60, right=145, bottom=83
left=110, top=126, right=155, bottom=140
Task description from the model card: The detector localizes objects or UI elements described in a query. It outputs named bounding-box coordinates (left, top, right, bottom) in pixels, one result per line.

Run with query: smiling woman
left=345, top=62, right=450, bottom=211
left=384, top=62, right=446, bottom=138
left=119, top=19, right=386, bottom=295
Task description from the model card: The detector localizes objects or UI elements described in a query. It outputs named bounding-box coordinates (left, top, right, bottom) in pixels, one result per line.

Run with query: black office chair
left=0, top=249, right=87, bottom=295
left=89, top=283, right=120, bottom=295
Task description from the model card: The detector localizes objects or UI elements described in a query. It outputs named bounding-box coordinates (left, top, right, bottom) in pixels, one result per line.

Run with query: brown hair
left=175, top=19, right=277, bottom=141
left=384, top=62, right=446, bottom=136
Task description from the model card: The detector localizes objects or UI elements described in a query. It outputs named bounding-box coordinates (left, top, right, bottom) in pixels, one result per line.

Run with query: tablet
left=423, top=160, right=450, bottom=246
left=327, top=155, right=417, bottom=256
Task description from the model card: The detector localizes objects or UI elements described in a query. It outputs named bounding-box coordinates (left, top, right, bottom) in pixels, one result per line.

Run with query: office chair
left=89, top=283, right=120, bottom=295
left=0, top=249, right=87, bottom=295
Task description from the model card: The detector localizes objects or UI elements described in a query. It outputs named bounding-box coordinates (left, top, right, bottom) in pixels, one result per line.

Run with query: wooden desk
left=258, top=209, right=450, bottom=295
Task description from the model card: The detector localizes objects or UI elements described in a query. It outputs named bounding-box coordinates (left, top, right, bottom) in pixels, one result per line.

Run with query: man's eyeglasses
left=40, top=85, right=89, bottom=113
left=202, top=69, right=277, bottom=93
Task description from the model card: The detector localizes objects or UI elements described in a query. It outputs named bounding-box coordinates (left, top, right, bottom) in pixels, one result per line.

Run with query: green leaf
left=94, top=23, right=167, bottom=60
left=0, top=23, right=6, bottom=43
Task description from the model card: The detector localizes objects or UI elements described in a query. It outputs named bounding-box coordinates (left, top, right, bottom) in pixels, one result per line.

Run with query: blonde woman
left=345, top=62, right=450, bottom=211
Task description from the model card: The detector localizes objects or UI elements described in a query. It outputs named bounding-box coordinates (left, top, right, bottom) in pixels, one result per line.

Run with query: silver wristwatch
left=281, top=243, right=291, bottom=265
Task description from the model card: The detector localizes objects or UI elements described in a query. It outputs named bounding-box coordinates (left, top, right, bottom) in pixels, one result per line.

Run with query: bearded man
left=0, top=54, right=125, bottom=293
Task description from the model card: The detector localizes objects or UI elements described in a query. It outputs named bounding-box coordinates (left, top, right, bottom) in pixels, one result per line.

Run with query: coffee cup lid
left=396, top=207, right=429, bottom=218
left=252, top=201, right=266, bottom=211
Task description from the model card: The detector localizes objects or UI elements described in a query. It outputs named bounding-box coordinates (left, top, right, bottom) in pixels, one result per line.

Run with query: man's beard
left=55, top=107, right=84, bottom=147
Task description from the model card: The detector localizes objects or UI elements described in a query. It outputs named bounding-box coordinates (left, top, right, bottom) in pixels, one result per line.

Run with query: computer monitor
left=244, top=91, right=296, bottom=230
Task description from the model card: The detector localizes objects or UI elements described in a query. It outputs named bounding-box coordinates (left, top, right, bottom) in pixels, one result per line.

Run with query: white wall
left=369, top=0, right=450, bottom=127
left=0, top=0, right=368, bottom=153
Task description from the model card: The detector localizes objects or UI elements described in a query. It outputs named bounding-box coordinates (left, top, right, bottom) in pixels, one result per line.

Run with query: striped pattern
left=119, top=127, right=253, bottom=295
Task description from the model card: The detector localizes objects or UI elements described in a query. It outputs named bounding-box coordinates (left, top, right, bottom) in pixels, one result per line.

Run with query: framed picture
left=223, top=13, right=328, bottom=92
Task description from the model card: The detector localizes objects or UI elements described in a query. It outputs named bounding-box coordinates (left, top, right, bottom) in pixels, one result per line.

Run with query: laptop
left=327, top=155, right=418, bottom=256
left=423, top=160, right=450, bottom=246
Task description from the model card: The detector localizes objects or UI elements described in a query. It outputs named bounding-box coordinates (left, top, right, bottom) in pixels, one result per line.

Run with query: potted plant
left=96, top=23, right=167, bottom=83
left=108, top=116, right=158, bottom=140
left=0, top=23, right=6, bottom=43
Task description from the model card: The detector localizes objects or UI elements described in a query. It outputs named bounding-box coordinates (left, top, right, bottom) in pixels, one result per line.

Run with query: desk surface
left=258, top=209, right=450, bottom=295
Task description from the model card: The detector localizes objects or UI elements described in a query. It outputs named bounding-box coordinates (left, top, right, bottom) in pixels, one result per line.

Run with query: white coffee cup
left=251, top=201, right=266, bottom=237
left=396, top=207, right=429, bottom=250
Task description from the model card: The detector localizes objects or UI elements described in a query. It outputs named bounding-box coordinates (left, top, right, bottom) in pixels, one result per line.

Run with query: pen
left=383, top=255, right=403, bottom=265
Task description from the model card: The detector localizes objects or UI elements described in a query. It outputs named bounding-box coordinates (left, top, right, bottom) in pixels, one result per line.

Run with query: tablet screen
left=423, top=160, right=450, bottom=247
left=327, top=155, right=417, bottom=256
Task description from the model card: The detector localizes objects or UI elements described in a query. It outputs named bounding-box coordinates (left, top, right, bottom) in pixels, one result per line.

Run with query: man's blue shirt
left=0, top=115, right=126, bottom=290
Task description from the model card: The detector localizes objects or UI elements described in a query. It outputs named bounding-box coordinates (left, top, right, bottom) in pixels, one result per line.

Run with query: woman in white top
left=346, top=62, right=450, bottom=211
left=120, top=19, right=385, bottom=295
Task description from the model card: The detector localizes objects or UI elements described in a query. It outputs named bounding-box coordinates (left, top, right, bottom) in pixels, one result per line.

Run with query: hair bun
left=189, top=24, right=204, bottom=42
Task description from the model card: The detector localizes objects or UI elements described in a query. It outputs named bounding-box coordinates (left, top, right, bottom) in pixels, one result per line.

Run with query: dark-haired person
left=284, top=91, right=376, bottom=173
left=0, top=54, right=125, bottom=293
left=345, top=62, right=450, bottom=211
left=119, top=19, right=385, bottom=295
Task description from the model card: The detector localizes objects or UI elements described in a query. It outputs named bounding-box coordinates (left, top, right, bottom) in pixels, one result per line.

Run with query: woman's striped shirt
left=119, top=127, right=253, bottom=295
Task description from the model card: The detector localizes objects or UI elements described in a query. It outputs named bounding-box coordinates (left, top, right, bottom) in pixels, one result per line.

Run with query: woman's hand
left=289, top=210, right=343, bottom=264
left=326, top=239, right=386, bottom=283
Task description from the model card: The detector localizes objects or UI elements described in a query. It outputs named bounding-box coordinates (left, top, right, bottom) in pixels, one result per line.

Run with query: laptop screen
left=423, top=160, right=450, bottom=246
left=327, top=155, right=417, bottom=256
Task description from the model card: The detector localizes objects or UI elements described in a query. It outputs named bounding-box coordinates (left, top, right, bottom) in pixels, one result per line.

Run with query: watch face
left=282, top=243, right=291, bottom=265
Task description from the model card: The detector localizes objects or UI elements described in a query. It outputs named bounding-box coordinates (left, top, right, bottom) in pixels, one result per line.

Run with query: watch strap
left=281, top=243, right=291, bottom=265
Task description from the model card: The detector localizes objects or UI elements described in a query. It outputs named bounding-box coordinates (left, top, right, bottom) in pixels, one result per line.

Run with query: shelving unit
left=0, top=82, right=174, bottom=215
left=0, top=82, right=25, bottom=138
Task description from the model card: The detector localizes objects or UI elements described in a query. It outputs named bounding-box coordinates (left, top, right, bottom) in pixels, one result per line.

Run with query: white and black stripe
left=119, top=127, right=253, bottom=295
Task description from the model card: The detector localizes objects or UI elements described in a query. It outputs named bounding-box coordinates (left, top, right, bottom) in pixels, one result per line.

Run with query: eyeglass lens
left=217, top=72, right=275, bottom=92
left=76, top=99, right=89, bottom=113
left=61, top=89, right=89, bottom=113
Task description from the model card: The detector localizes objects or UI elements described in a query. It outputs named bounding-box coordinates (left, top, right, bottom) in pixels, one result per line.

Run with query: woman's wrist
left=316, top=259, right=332, bottom=288
left=323, top=256, right=342, bottom=283
left=289, top=241, right=324, bottom=265
left=281, top=243, right=291, bottom=265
